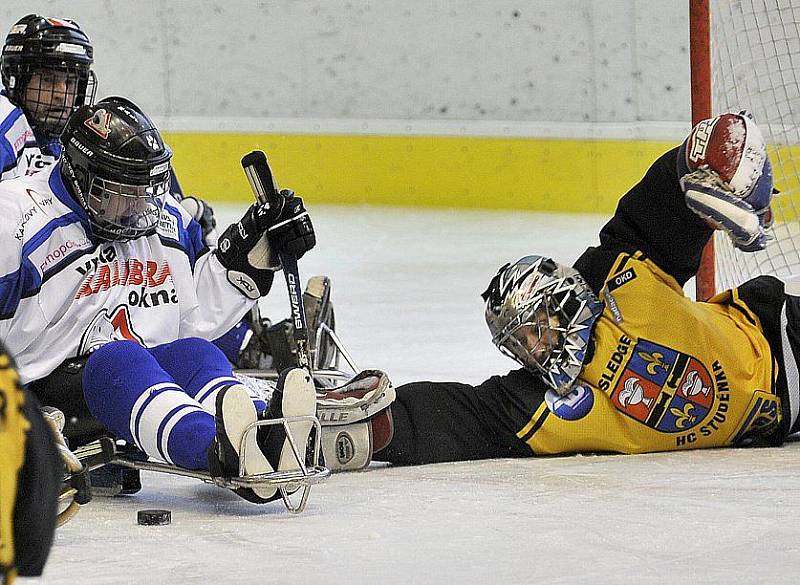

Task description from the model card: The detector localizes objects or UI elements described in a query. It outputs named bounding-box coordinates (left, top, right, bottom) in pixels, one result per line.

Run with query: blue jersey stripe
left=0, top=139, right=16, bottom=173
left=162, top=202, right=209, bottom=270
left=0, top=268, right=30, bottom=318
left=0, top=213, right=85, bottom=319
left=22, top=212, right=84, bottom=257
left=0, top=106, right=23, bottom=137
left=0, top=107, right=24, bottom=172
left=40, top=244, right=96, bottom=286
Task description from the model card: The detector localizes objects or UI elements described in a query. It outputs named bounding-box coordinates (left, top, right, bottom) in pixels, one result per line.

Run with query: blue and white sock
left=150, top=337, right=267, bottom=413
left=83, top=340, right=215, bottom=470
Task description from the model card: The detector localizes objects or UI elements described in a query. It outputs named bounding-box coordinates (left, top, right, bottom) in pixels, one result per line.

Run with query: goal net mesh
left=710, top=0, right=800, bottom=291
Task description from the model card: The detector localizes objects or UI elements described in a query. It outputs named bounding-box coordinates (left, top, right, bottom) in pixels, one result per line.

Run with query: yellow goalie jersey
left=0, top=351, right=28, bottom=584
left=524, top=251, right=781, bottom=455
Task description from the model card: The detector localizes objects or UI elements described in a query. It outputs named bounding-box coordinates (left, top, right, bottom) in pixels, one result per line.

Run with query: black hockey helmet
left=60, top=96, right=172, bottom=241
left=1, top=14, right=96, bottom=140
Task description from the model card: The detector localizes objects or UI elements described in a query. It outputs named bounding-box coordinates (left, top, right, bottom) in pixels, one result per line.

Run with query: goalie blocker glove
left=216, top=189, right=316, bottom=299
left=678, top=111, right=774, bottom=253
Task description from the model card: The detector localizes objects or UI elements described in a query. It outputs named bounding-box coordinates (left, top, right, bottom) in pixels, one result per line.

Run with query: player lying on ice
left=0, top=95, right=338, bottom=507
left=321, top=111, right=800, bottom=471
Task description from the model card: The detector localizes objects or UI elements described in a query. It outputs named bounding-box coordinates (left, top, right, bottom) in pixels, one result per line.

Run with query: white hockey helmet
left=482, top=255, right=603, bottom=395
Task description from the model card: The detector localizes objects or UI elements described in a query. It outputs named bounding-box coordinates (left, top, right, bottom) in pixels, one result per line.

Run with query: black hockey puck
left=137, top=509, right=171, bottom=526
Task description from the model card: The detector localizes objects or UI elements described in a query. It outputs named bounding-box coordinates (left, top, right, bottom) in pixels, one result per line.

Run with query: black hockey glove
left=265, top=190, right=315, bottom=260
left=215, top=190, right=315, bottom=299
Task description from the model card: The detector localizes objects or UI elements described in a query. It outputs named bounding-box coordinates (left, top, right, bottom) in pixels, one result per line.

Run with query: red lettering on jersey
left=73, top=258, right=173, bottom=298
left=119, top=260, right=130, bottom=286
left=145, top=261, right=158, bottom=287
left=155, top=263, right=171, bottom=286
left=93, top=265, right=111, bottom=293
left=128, top=260, right=144, bottom=285
left=75, top=280, right=94, bottom=299
left=14, top=130, right=33, bottom=151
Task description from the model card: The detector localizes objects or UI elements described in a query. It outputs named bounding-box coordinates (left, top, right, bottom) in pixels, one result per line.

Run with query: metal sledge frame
left=72, top=284, right=362, bottom=513
left=77, top=415, right=329, bottom=514
left=316, top=323, right=359, bottom=375
left=238, top=321, right=361, bottom=388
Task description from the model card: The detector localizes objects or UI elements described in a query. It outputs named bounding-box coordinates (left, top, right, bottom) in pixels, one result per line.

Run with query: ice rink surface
left=28, top=205, right=800, bottom=584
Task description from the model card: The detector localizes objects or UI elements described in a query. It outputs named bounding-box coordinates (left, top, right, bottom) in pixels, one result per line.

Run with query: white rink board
left=28, top=206, right=800, bottom=585
left=0, top=1, right=690, bottom=125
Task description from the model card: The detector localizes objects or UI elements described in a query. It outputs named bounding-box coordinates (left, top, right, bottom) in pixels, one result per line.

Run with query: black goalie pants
left=373, top=368, right=543, bottom=465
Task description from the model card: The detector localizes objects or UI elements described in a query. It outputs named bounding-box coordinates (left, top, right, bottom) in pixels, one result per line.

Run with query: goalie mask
left=61, top=97, right=172, bottom=241
left=482, top=256, right=603, bottom=394
left=1, top=14, right=96, bottom=140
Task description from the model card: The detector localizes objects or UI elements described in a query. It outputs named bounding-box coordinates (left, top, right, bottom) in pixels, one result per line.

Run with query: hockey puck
left=137, top=509, right=171, bottom=526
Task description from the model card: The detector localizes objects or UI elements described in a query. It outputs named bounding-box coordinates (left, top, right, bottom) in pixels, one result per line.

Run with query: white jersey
left=0, top=164, right=254, bottom=384
left=0, top=92, right=59, bottom=181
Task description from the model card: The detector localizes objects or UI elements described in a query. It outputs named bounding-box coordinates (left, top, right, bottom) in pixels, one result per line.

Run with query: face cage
left=12, top=63, right=95, bottom=139
left=494, top=295, right=568, bottom=377
left=85, top=174, right=170, bottom=241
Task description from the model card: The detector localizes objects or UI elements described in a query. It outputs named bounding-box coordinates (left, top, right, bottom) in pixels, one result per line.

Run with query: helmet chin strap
left=60, top=158, right=89, bottom=210
left=59, top=158, right=114, bottom=242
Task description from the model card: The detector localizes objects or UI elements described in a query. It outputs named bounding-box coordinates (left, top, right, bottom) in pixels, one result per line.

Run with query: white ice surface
left=28, top=206, right=800, bottom=585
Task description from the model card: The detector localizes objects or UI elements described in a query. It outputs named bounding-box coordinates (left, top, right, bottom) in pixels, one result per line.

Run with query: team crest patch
left=611, top=338, right=714, bottom=433
left=545, top=385, right=594, bottom=421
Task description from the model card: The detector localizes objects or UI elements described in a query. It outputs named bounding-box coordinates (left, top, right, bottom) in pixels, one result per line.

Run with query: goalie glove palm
left=679, top=111, right=774, bottom=253
left=680, top=168, right=771, bottom=252
left=216, top=190, right=316, bottom=299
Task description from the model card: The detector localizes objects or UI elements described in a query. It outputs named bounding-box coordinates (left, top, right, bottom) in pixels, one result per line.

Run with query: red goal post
left=691, top=0, right=800, bottom=299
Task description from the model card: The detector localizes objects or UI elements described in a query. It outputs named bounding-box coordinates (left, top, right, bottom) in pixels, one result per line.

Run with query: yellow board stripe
left=164, top=132, right=676, bottom=212
left=165, top=133, right=800, bottom=214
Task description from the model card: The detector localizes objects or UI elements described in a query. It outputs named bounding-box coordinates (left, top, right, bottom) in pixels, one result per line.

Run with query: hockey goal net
left=693, top=0, right=800, bottom=297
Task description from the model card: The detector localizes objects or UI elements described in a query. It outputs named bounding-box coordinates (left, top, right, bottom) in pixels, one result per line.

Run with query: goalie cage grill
left=694, top=0, right=800, bottom=295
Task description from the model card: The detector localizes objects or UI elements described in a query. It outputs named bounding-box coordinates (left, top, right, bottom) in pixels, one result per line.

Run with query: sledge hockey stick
left=241, top=150, right=311, bottom=370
